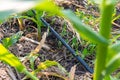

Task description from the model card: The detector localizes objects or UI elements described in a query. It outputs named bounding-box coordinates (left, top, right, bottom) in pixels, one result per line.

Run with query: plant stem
left=36, top=13, right=42, bottom=41
left=23, top=69, right=39, bottom=80
left=94, top=1, right=114, bottom=80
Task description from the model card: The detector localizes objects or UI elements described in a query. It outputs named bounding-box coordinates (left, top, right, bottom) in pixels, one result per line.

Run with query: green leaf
left=102, top=53, right=120, bottom=77
left=62, top=10, right=108, bottom=45
left=103, top=75, right=118, bottom=80
left=29, top=54, right=38, bottom=70
left=35, top=0, right=63, bottom=16
left=93, top=0, right=116, bottom=5
left=107, top=42, right=120, bottom=62
left=0, top=43, right=25, bottom=72
left=109, top=76, right=119, bottom=80
left=36, top=60, right=67, bottom=74
left=103, top=42, right=120, bottom=76
left=0, top=43, right=39, bottom=80
left=2, top=31, right=23, bottom=48
left=103, top=75, right=111, bottom=80
left=93, top=0, right=102, bottom=4
left=37, top=60, right=58, bottom=71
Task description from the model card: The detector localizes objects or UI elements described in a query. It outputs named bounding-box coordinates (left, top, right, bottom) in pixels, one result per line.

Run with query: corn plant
left=16, top=10, right=44, bottom=40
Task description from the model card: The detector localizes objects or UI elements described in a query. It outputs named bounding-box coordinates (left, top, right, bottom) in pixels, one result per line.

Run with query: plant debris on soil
left=0, top=0, right=120, bottom=80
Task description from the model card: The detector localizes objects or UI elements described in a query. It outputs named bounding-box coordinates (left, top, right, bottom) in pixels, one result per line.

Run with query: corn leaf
left=102, top=42, right=120, bottom=76
left=62, top=10, right=108, bottom=45
left=107, top=42, right=120, bottom=62
left=35, top=0, right=63, bottom=16
left=0, top=43, right=25, bottom=72
left=103, top=53, right=120, bottom=77
left=0, top=43, right=39, bottom=79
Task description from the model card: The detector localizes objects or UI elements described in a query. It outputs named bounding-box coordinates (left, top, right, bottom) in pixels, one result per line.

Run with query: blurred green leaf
left=104, top=75, right=111, bottom=80
left=35, top=0, right=63, bottom=16
left=0, top=43, right=25, bottom=72
left=103, top=42, right=120, bottom=76
left=62, top=10, right=108, bottom=45
left=93, top=0, right=116, bottom=5
left=103, top=53, right=120, bottom=77
left=103, top=75, right=119, bottom=80
left=0, top=43, right=39, bottom=79
left=107, top=42, right=120, bottom=62
left=29, top=54, right=38, bottom=70
left=93, top=0, right=102, bottom=4
left=82, top=48, right=89, bottom=58
left=2, top=31, right=23, bottom=48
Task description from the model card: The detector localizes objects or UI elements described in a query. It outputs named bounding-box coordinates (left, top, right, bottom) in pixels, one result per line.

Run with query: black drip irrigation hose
left=40, top=18, right=93, bottom=73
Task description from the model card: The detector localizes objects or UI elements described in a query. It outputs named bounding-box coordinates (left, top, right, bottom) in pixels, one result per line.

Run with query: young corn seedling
left=17, top=9, right=44, bottom=41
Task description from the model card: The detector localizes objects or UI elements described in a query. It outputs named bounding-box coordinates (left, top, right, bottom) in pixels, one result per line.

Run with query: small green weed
left=2, top=31, right=23, bottom=48
left=82, top=43, right=96, bottom=59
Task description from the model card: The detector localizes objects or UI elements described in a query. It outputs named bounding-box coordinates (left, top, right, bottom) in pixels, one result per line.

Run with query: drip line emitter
left=40, top=18, right=93, bottom=73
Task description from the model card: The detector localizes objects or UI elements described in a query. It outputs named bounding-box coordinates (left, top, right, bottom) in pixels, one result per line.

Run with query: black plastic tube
left=40, top=18, right=93, bottom=73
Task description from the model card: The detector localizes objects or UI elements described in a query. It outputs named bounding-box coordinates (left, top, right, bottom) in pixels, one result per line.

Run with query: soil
left=0, top=0, right=120, bottom=80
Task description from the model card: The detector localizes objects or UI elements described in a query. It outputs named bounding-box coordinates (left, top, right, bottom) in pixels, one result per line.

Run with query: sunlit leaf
left=37, top=60, right=58, bottom=71
left=0, top=43, right=25, bottom=72
left=0, top=43, right=39, bottom=79
left=36, top=60, right=67, bottom=74
left=62, top=10, right=108, bottom=45
left=93, top=0, right=102, bottom=4
left=93, top=0, right=116, bottom=5
left=35, top=0, right=63, bottom=16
